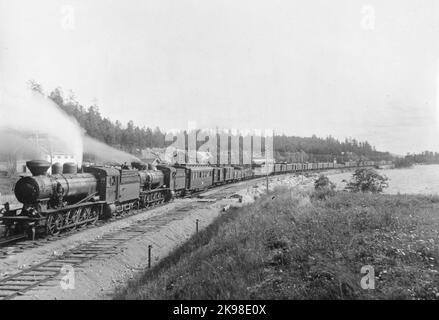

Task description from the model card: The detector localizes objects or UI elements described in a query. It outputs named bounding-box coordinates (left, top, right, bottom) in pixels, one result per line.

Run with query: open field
left=115, top=187, right=439, bottom=300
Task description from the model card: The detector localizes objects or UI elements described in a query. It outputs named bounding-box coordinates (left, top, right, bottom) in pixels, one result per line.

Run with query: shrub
left=313, top=175, right=336, bottom=200
left=394, top=157, right=414, bottom=168
left=345, top=168, right=389, bottom=194
left=314, top=175, right=336, bottom=190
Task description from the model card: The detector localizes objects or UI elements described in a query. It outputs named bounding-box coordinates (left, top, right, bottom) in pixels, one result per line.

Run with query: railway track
left=0, top=198, right=235, bottom=299
left=0, top=199, right=170, bottom=254
left=0, top=219, right=160, bottom=299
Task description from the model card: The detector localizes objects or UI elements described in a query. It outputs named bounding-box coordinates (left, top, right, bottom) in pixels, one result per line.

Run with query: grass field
left=115, top=187, right=439, bottom=300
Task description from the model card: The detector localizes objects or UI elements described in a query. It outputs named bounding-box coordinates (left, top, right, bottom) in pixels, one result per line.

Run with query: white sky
left=1, top=0, right=439, bottom=155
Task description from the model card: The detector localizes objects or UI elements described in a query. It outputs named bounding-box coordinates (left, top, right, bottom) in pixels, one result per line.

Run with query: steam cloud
left=83, top=135, right=140, bottom=164
left=0, top=89, right=84, bottom=166
left=0, top=88, right=140, bottom=168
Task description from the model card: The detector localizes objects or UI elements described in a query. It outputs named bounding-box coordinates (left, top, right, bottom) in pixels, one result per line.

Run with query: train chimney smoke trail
left=0, top=130, right=42, bottom=159
left=0, top=88, right=84, bottom=167
left=83, top=135, right=141, bottom=164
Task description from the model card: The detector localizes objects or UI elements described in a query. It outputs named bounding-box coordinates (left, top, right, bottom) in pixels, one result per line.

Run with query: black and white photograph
left=0, top=0, right=439, bottom=307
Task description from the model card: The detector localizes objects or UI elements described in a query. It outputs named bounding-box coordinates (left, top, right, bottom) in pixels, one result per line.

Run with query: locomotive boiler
left=15, top=160, right=98, bottom=208
left=138, top=170, right=165, bottom=190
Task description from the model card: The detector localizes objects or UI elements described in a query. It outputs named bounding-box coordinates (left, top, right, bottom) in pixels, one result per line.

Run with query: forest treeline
left=34, top=81, right=393, bottom=162
left=46, top=86, right=167, bottom=154
left=274, top=135, right=392, bottom=163
left=395, top=151, right=439, bottom=167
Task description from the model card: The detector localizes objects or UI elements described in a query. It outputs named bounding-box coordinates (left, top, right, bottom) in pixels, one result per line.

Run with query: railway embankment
left=115, top=186, right=439, bottom=300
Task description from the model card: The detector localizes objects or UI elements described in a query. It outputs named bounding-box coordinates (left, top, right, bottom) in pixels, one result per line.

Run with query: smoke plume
left=83, top=135, right=140, bottom=164
left=0, top=88, right=84, bottom=166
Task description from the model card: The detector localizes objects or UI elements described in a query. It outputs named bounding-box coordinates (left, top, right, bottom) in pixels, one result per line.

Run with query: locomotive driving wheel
left=82, top=206, right=99, bottom=225
left=68, top=208, right=81, bottom=230
left=46, top=213, right=62, bottom=236
left=82, top=207, right=92, bottom=224
left=90, top=206, right=99, bottom=224
left=78, top=207, right=89, bottom=225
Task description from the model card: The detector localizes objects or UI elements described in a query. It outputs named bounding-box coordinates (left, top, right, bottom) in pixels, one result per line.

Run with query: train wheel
left=69, top=208, right=81, bottom=230
left=46, top=214, right=62, bottom=236
left=63, top=210, right=74, bottom=232
left=90, top=207, right=99, bottom=224
left=81, top=207, right=92, bottom=224
left=78, top=208, right=88, bottom=225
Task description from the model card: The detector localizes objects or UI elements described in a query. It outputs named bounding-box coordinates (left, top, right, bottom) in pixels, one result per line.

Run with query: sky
left=1, top=0, right=439, bottom=155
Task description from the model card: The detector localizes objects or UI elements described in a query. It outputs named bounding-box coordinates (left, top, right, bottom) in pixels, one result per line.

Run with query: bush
left=314, top=175, right=336, bottom=190
left=345, top=168, right=389, bottom=194
left=394, top=157, right=413, bottom=168
left=313, top=175, right=336, bottom=200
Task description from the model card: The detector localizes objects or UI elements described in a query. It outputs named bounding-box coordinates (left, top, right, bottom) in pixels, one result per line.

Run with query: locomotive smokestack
left=26, top=160, right=51, bottom=176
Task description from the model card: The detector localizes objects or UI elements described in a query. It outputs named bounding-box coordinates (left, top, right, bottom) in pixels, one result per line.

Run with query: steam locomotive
left=0, top=159, right=390, bottom=242
left=0, top=160, right=176, bottom=240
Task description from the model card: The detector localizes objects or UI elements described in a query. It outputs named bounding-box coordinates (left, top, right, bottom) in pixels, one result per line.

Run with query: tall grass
left=115, top=187, right=439, bottom=300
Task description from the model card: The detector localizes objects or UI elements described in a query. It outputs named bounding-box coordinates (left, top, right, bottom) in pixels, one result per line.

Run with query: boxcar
left=232, top=166, right=241, bottom=181
left=212, top=167, right=224, bottom=185
left=223, top=166, right=235, bottom=183
left=242, top=166, right=253, bottom=179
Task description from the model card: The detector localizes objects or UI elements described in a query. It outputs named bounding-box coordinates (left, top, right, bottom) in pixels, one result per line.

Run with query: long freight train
left=0, top=159, right=390, bottom=242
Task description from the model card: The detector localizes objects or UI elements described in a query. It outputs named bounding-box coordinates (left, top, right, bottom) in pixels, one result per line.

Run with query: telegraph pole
left=266, top=173, right=269, bottom=193
left=265, top=133, right=269, bottom=194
